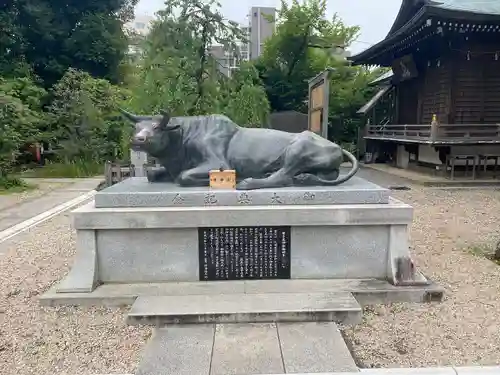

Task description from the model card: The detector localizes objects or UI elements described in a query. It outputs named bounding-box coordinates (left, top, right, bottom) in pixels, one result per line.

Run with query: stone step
left=127, top=291, right=362, bottom=326
left=40, top=278, right=445, bottom=308
left=135, top=322, right=358, bottom=375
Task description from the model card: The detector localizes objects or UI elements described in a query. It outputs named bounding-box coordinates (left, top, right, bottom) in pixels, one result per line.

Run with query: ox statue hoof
left=146, top=170, right=158, bottom=182
left=236, top=178, right=255, bottom=190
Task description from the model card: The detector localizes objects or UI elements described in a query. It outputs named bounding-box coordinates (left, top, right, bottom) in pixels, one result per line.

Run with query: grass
left=0, top=176, right=36, bottom=195
left=467, top=243, right=500, bottom=266
left=19, top=160, right=103, bottom=178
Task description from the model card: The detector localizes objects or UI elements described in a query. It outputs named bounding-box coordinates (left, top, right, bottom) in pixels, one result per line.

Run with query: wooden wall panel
left=453, top=58, right=484, bottom=123
left=483, top=57, right=500, bottom=123
left=419, top=62, right=452, bottom=124
left=451, top=42, right=500, bottom=124
left=397, top=77, right=419, bottom=124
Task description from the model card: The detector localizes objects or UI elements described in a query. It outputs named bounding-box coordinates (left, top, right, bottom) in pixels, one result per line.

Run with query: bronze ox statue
left=120, top=109, right=359, bottom=190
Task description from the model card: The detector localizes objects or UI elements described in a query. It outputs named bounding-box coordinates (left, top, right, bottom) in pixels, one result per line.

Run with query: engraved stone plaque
left=198, top=226, right=291, bottom=281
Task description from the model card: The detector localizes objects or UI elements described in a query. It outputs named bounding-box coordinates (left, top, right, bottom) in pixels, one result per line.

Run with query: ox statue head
left=119, top=109, right=180, bottom=156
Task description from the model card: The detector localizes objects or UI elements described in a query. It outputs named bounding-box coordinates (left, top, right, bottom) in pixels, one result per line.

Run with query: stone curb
left=254, top=366, right=500, bottom=375
left=73, top=366, right=500, bottom=375
left=0, top=190, right=96, bottom=244
left=358, top=366, right=500, bottom=374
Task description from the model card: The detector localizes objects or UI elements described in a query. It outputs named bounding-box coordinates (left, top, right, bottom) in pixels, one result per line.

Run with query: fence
left=365, top=123, right=500, bottom=143
left=104, top=161, right=136, bottom=187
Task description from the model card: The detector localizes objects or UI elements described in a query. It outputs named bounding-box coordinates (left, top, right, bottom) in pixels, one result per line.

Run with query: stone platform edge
left=39, top=277, right=444, bottom=308
left=72, top=197, right=414, bottom=230
left=94, top=176, right=391, bottom=208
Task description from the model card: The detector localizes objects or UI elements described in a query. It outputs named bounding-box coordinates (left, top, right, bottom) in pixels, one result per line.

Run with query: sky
left=134, top=0, right=403, bottom=54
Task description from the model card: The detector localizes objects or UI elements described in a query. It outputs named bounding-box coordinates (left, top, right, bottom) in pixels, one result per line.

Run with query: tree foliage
left=222, top=63, right=270, bottom=126
left=0, top=77, right=45, bottom=178
left=0, top=0, right=378, bottom=185
left=256, top=0, right=358, bottom=112
left=256, top=0, right=380, bottom=145
left=0, top=0, right=138, bottom=87
left=0, top=0, right=137, bottom=182
left=128, top=0, right=270, bottom=125
left=47, top=69, right=131, bottom=162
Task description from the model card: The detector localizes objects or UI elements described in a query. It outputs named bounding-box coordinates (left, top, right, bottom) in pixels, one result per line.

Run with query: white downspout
left=257, top=7, right=261, bottom=57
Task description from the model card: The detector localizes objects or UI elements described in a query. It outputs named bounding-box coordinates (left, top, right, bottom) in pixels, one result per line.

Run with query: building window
left=135, top=22, right=145, bottom=29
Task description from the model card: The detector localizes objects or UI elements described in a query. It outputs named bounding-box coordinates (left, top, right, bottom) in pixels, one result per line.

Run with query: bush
left=21, top=160, right=103, bottom=178
left=47, top=68, right=131, bottom=164
left=0, top=76, right=47, bottom=182
left=0, top=94, right=38, bottom=178
left=0, top=176, right=33, bottom=193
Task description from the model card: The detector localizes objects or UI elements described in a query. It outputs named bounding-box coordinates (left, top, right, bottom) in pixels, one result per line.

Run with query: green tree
left=47, top=69, right=130, bottom=163
left=1, top=0, right=138, bottom=87
left=222, top=63, right=270, bottom=126
left=128, top=0, right=270, bottom=125
left=254, top=0, right=381, bottom=145
left=0, top=77, right=45, bottom=183
left=256, top=0, right=359, bottom=112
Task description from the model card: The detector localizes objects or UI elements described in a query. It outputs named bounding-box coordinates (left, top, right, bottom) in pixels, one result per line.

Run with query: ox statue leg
left=176, top=163, right=224, bottom=187
left=236, top=169, right=294, bottom=190
left=146, top=167, right=173, bottom=183
left=236, top=139, right=311, bottom=190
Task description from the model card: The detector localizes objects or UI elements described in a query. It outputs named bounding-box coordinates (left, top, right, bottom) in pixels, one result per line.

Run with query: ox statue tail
left=294, top=149, right=359, bottom=186
left=329, top=149, right=360, bottom=185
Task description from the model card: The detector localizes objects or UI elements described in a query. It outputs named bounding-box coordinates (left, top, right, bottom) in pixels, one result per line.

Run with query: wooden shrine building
left=351, top=0, right=500, bottom=177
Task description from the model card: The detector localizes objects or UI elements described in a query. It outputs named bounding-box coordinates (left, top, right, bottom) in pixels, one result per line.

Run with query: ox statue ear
left=158, top=109, right=180, bottom=131
left=159, top=109, right=171, bottom=127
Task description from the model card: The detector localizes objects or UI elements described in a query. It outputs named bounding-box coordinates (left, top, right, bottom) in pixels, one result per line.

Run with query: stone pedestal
left=53, top=176, right=430, bottom=296
left=397, top=145, right=410, bottom=169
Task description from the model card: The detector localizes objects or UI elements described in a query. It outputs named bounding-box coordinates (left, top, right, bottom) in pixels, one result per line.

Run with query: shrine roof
left=434, top=0, right=500, bottom=15
left=369, top=70, right=394, bottom=86
left=350, top=0, right=500, bottom=65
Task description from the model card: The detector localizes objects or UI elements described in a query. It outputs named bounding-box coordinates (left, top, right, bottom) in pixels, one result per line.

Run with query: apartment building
left=209, top=25, right=251, bottom=77
left=210, top=6, right=276, bottom=76
left=125, top=14, right=155, bottom=36
left=248, top=6, right=276, bottom=60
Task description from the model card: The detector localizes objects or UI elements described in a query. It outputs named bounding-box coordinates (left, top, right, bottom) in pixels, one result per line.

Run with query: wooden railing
left=104, top=161, right=136, bottom=187
left=365, top=123, right=500, bottom=143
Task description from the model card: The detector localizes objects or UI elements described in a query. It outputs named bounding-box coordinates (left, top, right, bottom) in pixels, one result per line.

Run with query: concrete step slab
left=126, top=292, right=362, bottom=326
left=136, top=325, right=214, bottom=375
left=277, top=322, right=358, bottom=373
left=136, top=322, right=358, bottom=375
left=211, top=323, right=284, bottom=375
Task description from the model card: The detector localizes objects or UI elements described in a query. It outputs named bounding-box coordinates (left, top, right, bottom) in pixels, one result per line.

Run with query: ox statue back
left=120, top=109, right=359, bottom=190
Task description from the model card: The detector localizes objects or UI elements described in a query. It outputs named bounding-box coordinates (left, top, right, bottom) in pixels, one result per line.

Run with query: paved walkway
left=0, top=178, right=101, bottom=233
left=362, top=163, right=500, bottom=187
left=355, top=166, right=413, bottom=188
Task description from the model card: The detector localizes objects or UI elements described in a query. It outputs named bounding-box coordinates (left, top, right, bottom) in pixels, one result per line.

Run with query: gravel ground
left=0, top=181, right=69, bottom=211
left=344, top=185, right=500, bottom=368
left=0, top=212, right=151, bottom=375
left=1, top=181, right=500, bottom=373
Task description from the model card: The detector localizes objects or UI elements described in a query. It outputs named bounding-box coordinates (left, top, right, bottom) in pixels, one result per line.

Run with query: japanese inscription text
left=198, top=226, right=291, bottom=281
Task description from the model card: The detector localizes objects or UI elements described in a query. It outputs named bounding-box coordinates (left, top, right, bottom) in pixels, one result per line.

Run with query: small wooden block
left=209, top=169, right=236, bottom=189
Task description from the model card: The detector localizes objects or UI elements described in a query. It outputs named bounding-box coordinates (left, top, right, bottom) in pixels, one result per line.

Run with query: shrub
left=47, top=68, right=131, bottom=164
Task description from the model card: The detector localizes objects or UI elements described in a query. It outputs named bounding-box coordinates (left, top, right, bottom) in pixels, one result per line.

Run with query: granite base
left=53, top=177, right=429, bottom=296
left=94, top=176, right=390, bottom=208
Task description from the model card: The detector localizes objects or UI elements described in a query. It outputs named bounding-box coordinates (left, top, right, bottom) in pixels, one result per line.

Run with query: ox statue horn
left=118, top=108, right=152, bottom=123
